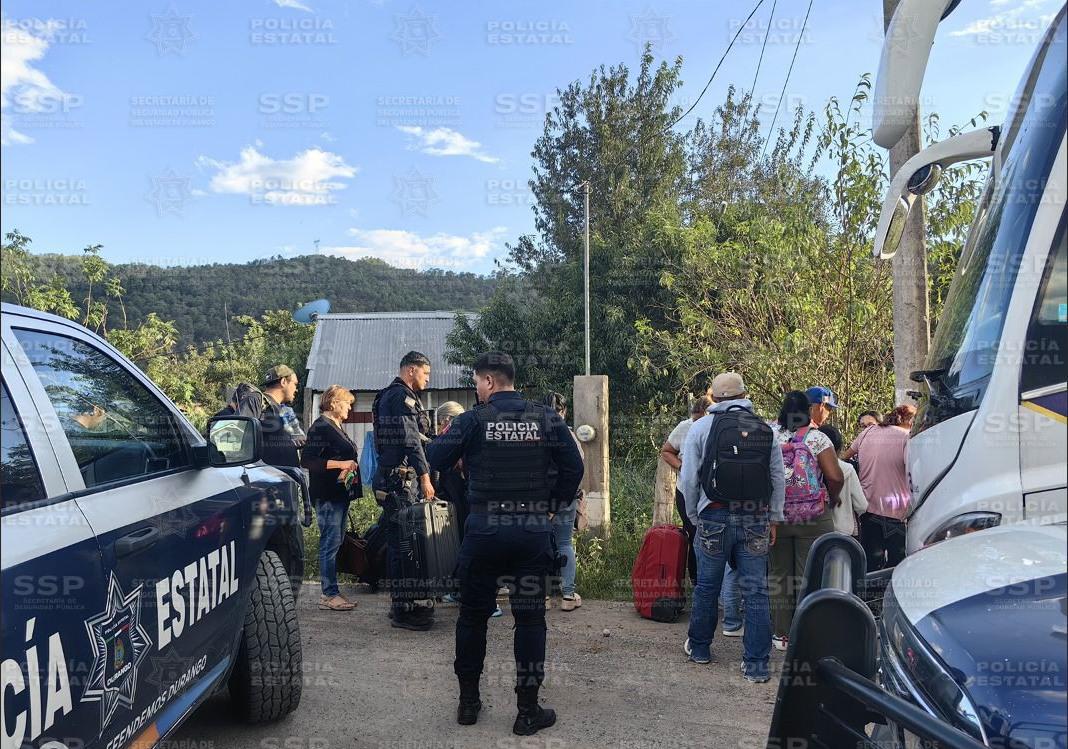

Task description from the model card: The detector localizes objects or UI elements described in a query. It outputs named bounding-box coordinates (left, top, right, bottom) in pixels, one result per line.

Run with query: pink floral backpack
left=781, top=427, right=827, bottom=523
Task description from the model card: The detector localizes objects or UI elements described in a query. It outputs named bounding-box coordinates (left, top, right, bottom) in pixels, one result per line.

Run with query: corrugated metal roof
left=304, top=311, right=477, bottom=391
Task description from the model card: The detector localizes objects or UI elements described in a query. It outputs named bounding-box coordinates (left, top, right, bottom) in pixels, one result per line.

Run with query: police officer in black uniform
left=427, top=352, right=583, bottom=736
left=371, top=351, right=437, bottom=631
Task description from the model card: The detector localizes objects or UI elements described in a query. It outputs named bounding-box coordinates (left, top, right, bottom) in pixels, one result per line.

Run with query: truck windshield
left=918, top=10, right=1066, bottom=428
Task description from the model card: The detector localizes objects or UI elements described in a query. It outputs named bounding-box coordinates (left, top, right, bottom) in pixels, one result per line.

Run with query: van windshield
left=918, top=10, right=1066, bottom=428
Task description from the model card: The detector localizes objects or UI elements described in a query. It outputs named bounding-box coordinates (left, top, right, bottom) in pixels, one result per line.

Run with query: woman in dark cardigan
left=301, top=385, right=361, bottom=611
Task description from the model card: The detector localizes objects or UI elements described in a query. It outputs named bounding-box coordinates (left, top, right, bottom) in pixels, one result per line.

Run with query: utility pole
left=583, top=180, right=591, bottom=377
left=884, top=0, right=931, bottom=405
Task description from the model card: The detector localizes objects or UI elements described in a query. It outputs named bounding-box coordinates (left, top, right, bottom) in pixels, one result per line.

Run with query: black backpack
left=699, top=405, right=774, bottom=512
left=216, top=382, right=267, bottom=419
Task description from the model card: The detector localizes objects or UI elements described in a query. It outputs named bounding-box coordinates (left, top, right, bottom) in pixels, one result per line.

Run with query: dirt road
left=175, top=584, right=776, bottom=748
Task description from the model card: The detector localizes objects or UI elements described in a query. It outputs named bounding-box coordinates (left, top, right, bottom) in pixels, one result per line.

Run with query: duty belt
left=470, top=500, right=550, bottom=515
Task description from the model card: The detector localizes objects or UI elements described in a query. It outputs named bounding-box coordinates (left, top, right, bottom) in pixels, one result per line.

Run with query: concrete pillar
left=573, top=375, right=610, bottom=531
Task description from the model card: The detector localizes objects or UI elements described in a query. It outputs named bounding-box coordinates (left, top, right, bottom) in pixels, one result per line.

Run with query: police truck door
left=8, top=321, right=250, bottom=748
left=2, top=337, right=108, bottom=749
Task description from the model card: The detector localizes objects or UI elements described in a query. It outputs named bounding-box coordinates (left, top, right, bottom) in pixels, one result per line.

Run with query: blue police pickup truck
left=1, top=303, right=304, bottom=749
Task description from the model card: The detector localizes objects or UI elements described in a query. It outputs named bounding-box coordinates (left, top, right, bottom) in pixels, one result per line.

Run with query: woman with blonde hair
left=302, top=385, right=361, bottom=611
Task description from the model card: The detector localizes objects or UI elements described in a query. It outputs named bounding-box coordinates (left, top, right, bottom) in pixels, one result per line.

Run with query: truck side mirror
left=205, top=416, right=262, bottom=467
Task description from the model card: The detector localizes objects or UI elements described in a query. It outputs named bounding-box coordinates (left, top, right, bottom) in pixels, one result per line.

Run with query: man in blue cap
left=806, top=386, right=838, bottom=428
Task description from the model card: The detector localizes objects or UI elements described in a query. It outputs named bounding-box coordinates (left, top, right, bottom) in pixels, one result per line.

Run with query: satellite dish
left=293, top=299, right=330, bottom=324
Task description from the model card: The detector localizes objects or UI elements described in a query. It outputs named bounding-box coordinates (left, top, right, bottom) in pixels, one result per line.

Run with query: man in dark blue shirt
left=371, top=351, right=436, bottom=630
left=427, top=351, right=583, bottom=736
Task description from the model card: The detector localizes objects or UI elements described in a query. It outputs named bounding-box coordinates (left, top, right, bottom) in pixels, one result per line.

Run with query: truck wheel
left=229, top=550, right=303, bottom=722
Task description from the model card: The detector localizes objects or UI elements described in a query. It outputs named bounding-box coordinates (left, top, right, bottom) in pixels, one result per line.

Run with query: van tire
left=229, top=550, right=303, bottom=722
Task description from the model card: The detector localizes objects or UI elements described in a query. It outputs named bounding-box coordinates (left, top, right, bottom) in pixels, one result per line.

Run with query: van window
left=1, top=382, right=47, bottom=510
left=915, top=11, right=1066, bottom=432
left=1022, top=218, right=1068, bottom=394
left=12, top=329, right=191, bottom=489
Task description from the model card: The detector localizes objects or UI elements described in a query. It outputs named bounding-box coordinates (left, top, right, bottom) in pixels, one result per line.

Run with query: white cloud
left=323, top=226, right=508, bottom=270
left=1, top=16, right=67, bottom=145
left=197, top=145, right=357, bottom=206
left=396, top=125, right=499, bottom=163
left=950, top=0, right=1054, bottom=37
left=273, top=0, right=314, bottom=11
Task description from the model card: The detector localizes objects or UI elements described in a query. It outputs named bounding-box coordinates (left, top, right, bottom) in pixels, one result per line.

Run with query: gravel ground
left=173, top=583, right=777, bottom=749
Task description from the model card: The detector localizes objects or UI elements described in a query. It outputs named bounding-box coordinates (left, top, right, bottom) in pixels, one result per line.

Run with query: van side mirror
left=205, top=416, right=262, bottom=467
left=874, top=126, right=998, bottom=259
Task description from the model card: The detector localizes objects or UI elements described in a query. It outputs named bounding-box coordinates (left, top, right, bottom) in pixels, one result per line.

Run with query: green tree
left=448, top=49, right=689, bottom=431
left=1, top=230, right=78, bottom=319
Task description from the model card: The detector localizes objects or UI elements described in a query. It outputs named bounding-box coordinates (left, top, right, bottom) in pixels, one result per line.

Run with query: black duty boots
left=389, top=604, right=433, bottom=631
left=456, top=678, right=482, bottom=726
left=512, top=686, right=556, bottom=736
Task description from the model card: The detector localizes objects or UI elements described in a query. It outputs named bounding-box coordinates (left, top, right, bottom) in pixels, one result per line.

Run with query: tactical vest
left=466, top=400, right=553, bottom=504
left=371, top=380, right=431, bottom=466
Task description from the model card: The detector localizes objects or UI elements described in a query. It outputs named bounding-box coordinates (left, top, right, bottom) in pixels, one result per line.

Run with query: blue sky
left=0, top=0, right=1057, bottom=275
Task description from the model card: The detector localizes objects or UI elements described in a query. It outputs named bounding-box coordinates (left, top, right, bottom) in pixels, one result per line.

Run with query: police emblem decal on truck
left=81, top=574, right=152, bottom=731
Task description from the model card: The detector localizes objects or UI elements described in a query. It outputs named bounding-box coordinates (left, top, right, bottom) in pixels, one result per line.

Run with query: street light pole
left=583, top=180, right=591, bottom=376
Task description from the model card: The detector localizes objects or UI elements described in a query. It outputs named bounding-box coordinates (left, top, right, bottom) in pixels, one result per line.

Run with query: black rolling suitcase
left=397, top=501, right=461, bottom=599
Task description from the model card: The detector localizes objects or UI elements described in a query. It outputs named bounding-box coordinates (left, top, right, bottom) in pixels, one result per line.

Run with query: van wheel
left=229, top=550, right=303, bottom=722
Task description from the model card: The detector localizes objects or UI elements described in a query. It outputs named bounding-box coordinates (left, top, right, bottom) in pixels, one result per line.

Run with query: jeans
left=454, top=512, right=553, bottom=689
left=316, top=499, right=349, bottom=597
left=552, top=505, right=577, bottom=596
left=720, top=564, right=742, bottom=632
left=687, top=507, right=772, bottom=677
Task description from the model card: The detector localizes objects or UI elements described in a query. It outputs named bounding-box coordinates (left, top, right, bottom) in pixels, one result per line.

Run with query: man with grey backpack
left=679, top=372, right=785, bottom=683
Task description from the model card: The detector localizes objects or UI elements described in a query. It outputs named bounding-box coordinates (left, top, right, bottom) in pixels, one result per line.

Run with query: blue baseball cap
left=806, top=386, right=839, bottom=410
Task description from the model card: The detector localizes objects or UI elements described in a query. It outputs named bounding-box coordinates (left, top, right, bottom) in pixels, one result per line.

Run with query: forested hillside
left=17, top=253, right=497, bottom=343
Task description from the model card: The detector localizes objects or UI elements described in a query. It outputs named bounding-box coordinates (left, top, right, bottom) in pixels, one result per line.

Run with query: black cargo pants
left=454, top=511, right=553, bottom=689
left=375, top=466, right=420, bottom=613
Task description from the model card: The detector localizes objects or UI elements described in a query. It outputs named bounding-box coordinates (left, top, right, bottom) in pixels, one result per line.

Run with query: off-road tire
left=229, top=550, right=303, bottom=722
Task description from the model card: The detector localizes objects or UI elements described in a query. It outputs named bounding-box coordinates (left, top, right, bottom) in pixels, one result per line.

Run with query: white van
left=872, top=3, right=1067, bottom=552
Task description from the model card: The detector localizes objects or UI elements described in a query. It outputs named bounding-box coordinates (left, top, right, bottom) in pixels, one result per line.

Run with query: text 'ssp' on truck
left=1, top=303, right=304, bottom=749
left=872, top=0, right=1067, bottom=553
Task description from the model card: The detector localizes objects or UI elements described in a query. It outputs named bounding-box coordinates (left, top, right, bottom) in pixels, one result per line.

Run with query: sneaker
left=683, top=638, right=711, bottom=664
left=773, top=635, right=788, bottom=652
left=721, top=625, right=743, bottom=637
left=491, top=605, right=504, bottom=618
left=741, top=664, right=770, bottom=683
left=561, top=593, right=582, bottom=612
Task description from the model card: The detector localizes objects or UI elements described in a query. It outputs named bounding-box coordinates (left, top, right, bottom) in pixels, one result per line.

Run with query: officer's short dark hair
left=473, top=351, right=515, bottom=383
left=399, top=351, right=431, bottom=369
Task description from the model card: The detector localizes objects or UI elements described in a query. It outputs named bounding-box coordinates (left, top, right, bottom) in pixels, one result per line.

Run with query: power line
left=761, top=0, right=814, bottom=159
left=561, top=0, right=770, bottom=197
left=668, top=0, right=768, bottom=129
left=749, top=0, right=778, bottom=94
